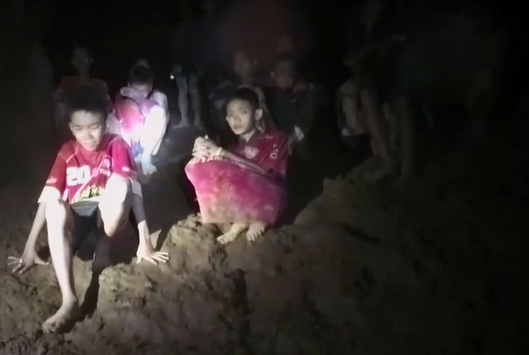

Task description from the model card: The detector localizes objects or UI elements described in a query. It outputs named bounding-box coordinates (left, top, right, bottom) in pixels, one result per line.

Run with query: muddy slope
left=1, top=117, right=525, bottom=354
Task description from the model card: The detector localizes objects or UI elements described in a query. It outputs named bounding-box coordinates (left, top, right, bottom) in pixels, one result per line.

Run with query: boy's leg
left=93, top=175, right=132, bottom=271
left=98, top=175, right=132, bottom=238
left=176, top=69, right=189, bottom=126
left=42, top=200, right=81, bottom=333
left=189, top=73, right=202, bottom=126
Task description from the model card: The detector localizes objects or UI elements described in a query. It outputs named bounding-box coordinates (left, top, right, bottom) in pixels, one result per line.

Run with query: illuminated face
left=71, top=48, right=91, bottom=72
left=69, top=110, right=105, bottom=151
left=130, top=83, right=152, bottom=96
left=233, top=52, right=254, bottom=77
left=225, top=99, right=262, bottom=136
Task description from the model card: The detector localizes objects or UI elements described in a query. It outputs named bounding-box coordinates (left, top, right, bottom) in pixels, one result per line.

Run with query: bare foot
left=177, top=118, right=189, bottom=128
left=42, top=299, right=81, bottom=333
left=217, top=223, right=247, bottom=245
left=246, top=223, right=266, bottom=243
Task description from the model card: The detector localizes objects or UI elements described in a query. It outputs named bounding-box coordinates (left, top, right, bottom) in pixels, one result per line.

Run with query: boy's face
left=273, top=61, right=295, bottom=89
left=233, top=52, right=254, bottom=76
left=225, top=99, right=262, bottom=136
left=69, top=110, right=105, bottom=151
left=71, top=48, right=91, bottom=72
left=130, top=83, right=152, bottom=95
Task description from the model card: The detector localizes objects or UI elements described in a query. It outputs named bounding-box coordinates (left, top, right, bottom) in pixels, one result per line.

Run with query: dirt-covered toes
left=42, top=300, right=81, bottom=334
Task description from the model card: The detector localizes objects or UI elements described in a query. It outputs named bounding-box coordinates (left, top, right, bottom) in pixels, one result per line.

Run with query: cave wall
left=0, top=0, right=55, bottom=185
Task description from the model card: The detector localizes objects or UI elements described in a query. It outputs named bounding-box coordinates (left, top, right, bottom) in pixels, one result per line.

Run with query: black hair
left=225, top=87, right=260, bottom=111
left=129, top=65, right=154, bottom=86
left=71, top=46, right=91, bottom=60
left=65, top=85, right=109, bottom=122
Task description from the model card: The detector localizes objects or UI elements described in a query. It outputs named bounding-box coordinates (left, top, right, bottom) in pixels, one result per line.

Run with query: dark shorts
left=70, top=201, right=99, bottom=254
left=70, top=200, right=138, bottom=257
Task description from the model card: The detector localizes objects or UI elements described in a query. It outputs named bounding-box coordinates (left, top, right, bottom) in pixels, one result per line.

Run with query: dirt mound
left=2, top=121, right=524, bottom=354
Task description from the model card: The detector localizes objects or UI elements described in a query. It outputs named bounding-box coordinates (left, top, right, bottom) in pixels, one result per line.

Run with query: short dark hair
left=226, top=87, right=260, bottom=111
left=129, top=65, right=154, bottom=86
left=65, top=85, right=108, bottom=122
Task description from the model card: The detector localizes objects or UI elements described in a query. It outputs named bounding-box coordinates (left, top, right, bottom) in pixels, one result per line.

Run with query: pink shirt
left=231, top=131, right=290, bottom=178
left=39, top=134, right=138, bottom=205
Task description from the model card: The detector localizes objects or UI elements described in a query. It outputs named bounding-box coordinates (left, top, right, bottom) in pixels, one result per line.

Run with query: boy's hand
left=136, top=242, right=169, bottom=265
left=141, top=155, right=157, bottom=175
left=8, top=249, right=48, bottom=274
left=193, top=136, right=220, bottom=160
left=294, top=125, right=305, bottom=141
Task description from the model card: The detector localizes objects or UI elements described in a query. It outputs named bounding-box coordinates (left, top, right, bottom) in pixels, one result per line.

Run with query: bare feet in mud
left=217, top=223, right=247, bottom=245
left=246, top=223, right=265, bottom=243
left=42, top=299, right=82, bottom=333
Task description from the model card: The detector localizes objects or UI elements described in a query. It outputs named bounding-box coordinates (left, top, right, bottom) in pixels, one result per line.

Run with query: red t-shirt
left=231, top=131, right=290, bottom=178
left=38, top=134, right=138, bottom=205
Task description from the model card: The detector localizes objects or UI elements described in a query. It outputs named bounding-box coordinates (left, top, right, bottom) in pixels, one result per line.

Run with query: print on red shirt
left=39, top=134, right=137, bottom=205
left=231, top=131, right=290, bottom=178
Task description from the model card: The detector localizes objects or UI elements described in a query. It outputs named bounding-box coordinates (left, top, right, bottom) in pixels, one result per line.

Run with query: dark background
left=14, top=0, right=529, bottom=119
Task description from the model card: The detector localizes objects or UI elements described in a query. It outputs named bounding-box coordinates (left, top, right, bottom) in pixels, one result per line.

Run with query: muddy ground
left=1, top=110, right=525, bottom=354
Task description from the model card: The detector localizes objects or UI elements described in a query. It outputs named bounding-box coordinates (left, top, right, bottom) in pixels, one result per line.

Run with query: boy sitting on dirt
left=109, top=64, right=169, bottom=177
left=8, top=86, right=168, bottom=334
left=185, top=88, right=290, bottom=244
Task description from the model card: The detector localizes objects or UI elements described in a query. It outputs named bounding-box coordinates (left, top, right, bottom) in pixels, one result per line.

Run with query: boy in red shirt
left=186, top=88, right=290, bottom=244
left=8, top=86, right=168, bottom=333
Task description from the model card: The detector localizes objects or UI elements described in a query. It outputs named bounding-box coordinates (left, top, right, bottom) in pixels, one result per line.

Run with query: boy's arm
left=110, top=138, right=150, bottom=244
left=218, top=149, right=267, bottom=175
left=259, top=133, right=291, bottom=177
left=23, top=203, right=46, bottom=253
left=25, top=151, right=67, bottom=251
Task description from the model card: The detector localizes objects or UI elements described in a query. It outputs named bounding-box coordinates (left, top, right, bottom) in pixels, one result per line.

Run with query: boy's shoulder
left=260, top=131, right=288, bottom=145
left=102, top=134, right=128, bottom=149
left=263, top=130, right=287, bottom=139
left=56, top=139, right=78, bottom=160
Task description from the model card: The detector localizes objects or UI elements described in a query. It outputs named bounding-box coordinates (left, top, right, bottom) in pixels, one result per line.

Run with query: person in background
left=133, top=59, right=169, bottom=113
left=268, top=55, right=316, bottom=156
left=110, top=64, right=169, bottom=177
left=170, top=0, right=202, bottom=127
left=53, top=46, right=111, bottom=144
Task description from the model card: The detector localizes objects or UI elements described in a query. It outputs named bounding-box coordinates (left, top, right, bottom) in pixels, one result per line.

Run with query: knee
left=99, top=175, right=131, bottom=236
left=44, top=199, right=68, bottom=225
left=103, top=175, right=130, bottom=204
